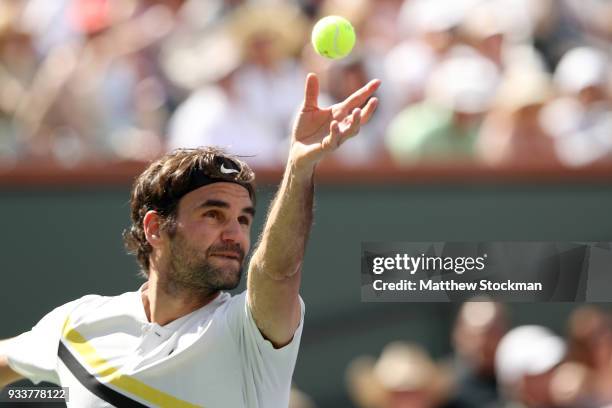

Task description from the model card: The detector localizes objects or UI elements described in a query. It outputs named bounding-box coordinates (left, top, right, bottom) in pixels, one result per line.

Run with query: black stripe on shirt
left=58, top=341, right=148, bottom=408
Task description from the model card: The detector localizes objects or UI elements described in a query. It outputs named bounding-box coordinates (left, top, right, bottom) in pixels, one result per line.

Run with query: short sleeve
left=5, top=295, right=98, bottom=385
left=224, top=291, right=305, bottom=408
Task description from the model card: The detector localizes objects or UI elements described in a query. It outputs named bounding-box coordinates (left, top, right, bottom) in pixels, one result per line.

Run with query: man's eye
left=238, top=216, right=251, bottom=226
left=204, top=211, right=220, bottom=219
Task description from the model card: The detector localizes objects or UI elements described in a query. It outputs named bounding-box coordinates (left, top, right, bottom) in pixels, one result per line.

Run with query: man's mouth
left=210, top=253, right=242, bottom=262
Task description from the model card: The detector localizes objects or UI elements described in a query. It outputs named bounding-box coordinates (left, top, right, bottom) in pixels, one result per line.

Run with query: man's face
left=162, top=182, right=254, bottom=292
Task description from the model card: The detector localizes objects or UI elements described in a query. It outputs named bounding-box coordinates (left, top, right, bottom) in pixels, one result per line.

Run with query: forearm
left=0, top=338, right=23, bottom=389
left=251, top=158, right=315, bottom=280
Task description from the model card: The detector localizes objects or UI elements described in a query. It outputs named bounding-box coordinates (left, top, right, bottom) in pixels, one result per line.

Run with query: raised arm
left=247, top=73, right=380, bottom=347
left=0, top=338, right=23, bottom=389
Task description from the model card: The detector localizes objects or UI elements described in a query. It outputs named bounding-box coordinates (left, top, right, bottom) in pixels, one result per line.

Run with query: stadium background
left=1, top=0, right=612, bottom=406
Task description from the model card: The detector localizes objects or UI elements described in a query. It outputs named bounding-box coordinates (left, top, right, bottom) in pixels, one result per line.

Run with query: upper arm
left=0, top=338, right=24, bottom=388
left=246, top=264, right=302, bottom=348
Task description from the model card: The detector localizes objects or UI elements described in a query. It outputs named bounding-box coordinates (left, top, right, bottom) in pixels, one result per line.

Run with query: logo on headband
left=220, top=163, right=240, bottom=174
left=215, top=156, right=241, bottom=175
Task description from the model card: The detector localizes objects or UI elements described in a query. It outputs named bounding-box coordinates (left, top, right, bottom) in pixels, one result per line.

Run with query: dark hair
left=123, top=147, right=256, bottom=276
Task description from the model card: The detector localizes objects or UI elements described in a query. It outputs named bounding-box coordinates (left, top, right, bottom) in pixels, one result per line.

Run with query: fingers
left=302, top=73, right=320, bottom=110
left=343, top=79, right=381, bottom=112
left=321, top=120, right=340, bottom=151
left=322, top=108, right=362, bottom=152
left=343, top=108, right=361, bottom=141
left=360, top=97, right=378, bottom=125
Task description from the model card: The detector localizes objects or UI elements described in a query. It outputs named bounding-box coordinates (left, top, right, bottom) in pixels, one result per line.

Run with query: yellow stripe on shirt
left=61, top=317, right=202, bottom=408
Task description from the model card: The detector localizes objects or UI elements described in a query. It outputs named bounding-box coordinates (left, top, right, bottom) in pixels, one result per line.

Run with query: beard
left=166, top=230, right=246, bottom=294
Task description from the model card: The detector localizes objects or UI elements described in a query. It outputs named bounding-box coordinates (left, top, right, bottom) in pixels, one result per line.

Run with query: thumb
left=302, top=73, right=319, bottom=110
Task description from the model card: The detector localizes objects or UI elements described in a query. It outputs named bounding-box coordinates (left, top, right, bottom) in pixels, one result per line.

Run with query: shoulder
left=222, top=291, right=306, bottom=338
left=38, top=294, right=104, bottom=325
left=66, top=291, right=139, bottom=325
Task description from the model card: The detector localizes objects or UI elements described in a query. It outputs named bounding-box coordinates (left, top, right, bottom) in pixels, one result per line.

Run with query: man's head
left=495, top=325, right=567, bottom=406
left=453, top=299, right=508, bottom=376
left=124, top=147, right=256, bottom=292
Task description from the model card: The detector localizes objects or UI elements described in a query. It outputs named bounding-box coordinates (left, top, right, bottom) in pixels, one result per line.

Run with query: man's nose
left=220, top=219, right=242, bottom=242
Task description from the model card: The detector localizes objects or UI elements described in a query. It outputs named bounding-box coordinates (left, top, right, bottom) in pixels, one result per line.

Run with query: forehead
left=178, top=182, right=252, bottom=212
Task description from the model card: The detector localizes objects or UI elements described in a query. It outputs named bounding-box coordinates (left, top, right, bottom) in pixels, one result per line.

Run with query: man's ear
left=143, top=210, right=162, bottom=247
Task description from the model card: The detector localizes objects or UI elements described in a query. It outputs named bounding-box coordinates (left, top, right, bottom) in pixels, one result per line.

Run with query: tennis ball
left=311, top=16, right=356, bottom=59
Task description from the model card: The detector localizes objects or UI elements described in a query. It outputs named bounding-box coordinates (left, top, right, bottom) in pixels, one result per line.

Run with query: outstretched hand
left=290, top=73, right=380, bottom=171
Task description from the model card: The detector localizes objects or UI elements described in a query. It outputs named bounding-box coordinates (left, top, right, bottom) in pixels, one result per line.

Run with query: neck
left=141, top=270, right=220, bottom=326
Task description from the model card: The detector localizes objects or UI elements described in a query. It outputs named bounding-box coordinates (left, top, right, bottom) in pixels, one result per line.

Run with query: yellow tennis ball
left=311, top=16, right=356, bottom=59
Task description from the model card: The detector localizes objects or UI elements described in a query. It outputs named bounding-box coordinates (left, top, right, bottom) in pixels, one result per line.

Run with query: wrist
left=287, top=145, right=317, bottom=179
left=287, top=156, right=316, bottom=182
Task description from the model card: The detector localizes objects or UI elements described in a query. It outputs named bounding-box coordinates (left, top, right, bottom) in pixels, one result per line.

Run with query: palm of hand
left=293, top=106, right=334, bottom=145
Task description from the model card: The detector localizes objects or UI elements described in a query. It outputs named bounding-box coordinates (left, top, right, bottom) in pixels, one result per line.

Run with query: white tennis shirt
left=6, top=284, right=305, bottom=408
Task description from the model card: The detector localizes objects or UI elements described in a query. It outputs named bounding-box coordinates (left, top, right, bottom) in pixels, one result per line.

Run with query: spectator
left=566, top=306, right=612, bottom=406
left=385, top=54, right=499, bottom=164
left=495, top=325, right=568, bottom=408
left=169, top=3, right=307, bottom=167
left=384, top=0, right=464, bottom=109
left=534, top=0, right=612, bottom=69
left=477, top=67, right=559, bottom=165
left=458, top=0, right=549, bottom=71
left=229, top=3, right=307, bottom=162
left=540, top=46, right=612, bottom=167
left=0, top=0, right=37, bottom=163
left=346, top=342, right=453, bottom=408
left=290, top=386, right=318, bottom=408
left=166, top=28, right=275, bottom=166
left=447, top=300, right=508, bottom=408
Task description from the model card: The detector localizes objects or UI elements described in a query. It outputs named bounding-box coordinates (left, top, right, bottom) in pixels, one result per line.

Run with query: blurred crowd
left=289, top=302, right=612, bottom=408
left=0, top=0, right=611, bottom=168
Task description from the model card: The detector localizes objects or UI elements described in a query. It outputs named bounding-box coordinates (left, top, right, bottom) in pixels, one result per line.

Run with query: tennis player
left=0, top=73, right=380, bottom=407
